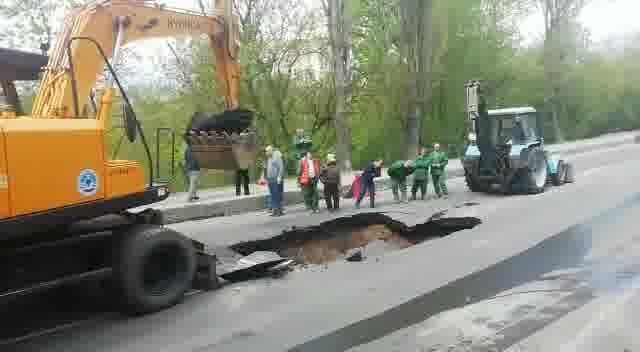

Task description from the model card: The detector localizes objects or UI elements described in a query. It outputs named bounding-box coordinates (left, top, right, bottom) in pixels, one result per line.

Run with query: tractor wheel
left=522, top=148, right=547, bottom=194
left=464, top=171, right=484, bottom=192
left=551, top=160, right=566, bottom=186
left=564, top=163, right=576, bottom=183
left=112, top=225, right=197, bottom=315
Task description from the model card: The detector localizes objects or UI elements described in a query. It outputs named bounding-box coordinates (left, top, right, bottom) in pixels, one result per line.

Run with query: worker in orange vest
left=298, top=150, right=321, bottom=213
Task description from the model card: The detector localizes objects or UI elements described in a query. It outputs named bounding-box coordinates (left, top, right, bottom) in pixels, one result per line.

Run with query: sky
left=4, top=0, right=639, bottom=85
left=148, top=0, right=640, bottom=44
left=520, top=0, right=640, bottom=44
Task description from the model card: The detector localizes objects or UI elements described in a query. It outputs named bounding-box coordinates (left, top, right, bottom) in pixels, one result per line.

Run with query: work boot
left=393, top=192, right=400, bottom=203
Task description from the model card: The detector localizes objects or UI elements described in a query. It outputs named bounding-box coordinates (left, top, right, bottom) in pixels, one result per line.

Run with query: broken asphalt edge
left=227, top=212, right=481, bottom=262
left=153, top=132, right=637, bottom=225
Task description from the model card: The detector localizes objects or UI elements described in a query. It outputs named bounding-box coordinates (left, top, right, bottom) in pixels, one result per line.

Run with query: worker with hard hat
left=429, top=143, right=449, bottom=197
left=411, top=146, right=431, bottom=201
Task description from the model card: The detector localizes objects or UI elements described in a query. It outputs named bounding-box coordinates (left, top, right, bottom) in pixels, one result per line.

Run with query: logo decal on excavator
left=138, top=18, right=159, bottom=32
left=78, top=169, right=99, bottom=197
left=168, top=17, right=201, bottom=31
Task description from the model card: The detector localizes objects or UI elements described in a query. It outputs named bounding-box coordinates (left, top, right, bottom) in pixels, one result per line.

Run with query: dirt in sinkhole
left=229, top=213, right=481, bottom=266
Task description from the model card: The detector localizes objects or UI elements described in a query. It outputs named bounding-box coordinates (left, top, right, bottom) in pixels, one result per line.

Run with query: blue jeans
left=268, top=181, right=283, bottom=211
left=265, top=183, right=284, bottom=209
left=356, top=179, right=376, bottom=207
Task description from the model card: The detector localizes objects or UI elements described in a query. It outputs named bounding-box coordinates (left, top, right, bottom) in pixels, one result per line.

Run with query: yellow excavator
left=0, top=0, right=255, bottom=314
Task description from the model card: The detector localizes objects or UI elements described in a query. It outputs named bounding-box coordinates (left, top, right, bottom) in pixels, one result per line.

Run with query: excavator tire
left=112, top=224, right=196, bottom=315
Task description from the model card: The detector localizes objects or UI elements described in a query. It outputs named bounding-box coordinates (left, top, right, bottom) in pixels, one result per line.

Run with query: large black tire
left=551, top=160, right=566, bottom=186
left=464, top=171, right=485, bottom=192
left=564, top=163, right=576, bottom=183
left=522, top=147, right=547, bottom=194
left=112, top=225, right=197, bottom=315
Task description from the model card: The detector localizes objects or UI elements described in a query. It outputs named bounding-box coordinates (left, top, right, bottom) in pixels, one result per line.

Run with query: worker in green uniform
left=387, top=160, right=415, bottom=203
left=410, top=147, right=431, bottom=201
left=429, top=143, right=449, bottom=197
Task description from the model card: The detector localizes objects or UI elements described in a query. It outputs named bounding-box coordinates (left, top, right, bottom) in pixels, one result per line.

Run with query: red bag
left=351, top=175, right=361, bottom=199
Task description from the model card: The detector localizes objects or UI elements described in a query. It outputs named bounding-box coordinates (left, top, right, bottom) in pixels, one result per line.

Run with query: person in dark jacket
left=184, top=130, right=201, bottom=202
left=355, top=159, right=384, bottom=209
left=235, top=168, right=250, bottom=196
left=320, top=153, right=341, bottom=211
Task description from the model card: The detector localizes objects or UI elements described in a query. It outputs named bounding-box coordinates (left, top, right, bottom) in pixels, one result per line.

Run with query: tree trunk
left=406, top=77, right=421, bottom=159
left=401, top=0, right=433, bottom=159
left=328, top=0, right=353, bottom=172
left=550, top=96, right=565, bottom=142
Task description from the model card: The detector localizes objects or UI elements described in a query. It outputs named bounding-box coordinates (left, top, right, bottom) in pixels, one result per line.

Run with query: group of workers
left=182, top=126, right=449, bottom=216
left=261, top=140, right=449, bottom=217
left=387, top=144, right=449, bottom=203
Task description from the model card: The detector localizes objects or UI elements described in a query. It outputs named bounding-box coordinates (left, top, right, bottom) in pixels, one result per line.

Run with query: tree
left=537, top=0, right=589, bottom=142
left=0, top=0, right=82, bottom=51
left=398, top=0, right=434, bottom=159
left=323, top=0, right=354, bottom=172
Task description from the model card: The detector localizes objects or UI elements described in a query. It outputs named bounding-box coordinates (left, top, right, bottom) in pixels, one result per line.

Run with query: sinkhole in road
left=229, top=213, right=481, bottom=265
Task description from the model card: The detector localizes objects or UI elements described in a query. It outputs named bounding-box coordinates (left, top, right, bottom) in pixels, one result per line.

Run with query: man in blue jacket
left=355, top=159, right=383, bottom=209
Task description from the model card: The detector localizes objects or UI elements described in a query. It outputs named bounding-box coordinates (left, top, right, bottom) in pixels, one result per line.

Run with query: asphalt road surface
left=5, top=143, right=640, bottom=352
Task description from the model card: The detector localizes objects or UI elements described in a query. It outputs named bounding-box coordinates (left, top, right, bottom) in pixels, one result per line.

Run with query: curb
left=158, top=133, right=636, bottom=224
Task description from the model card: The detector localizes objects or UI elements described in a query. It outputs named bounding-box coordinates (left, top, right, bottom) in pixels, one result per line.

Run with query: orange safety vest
left=299, top=158, right=320, bottom=186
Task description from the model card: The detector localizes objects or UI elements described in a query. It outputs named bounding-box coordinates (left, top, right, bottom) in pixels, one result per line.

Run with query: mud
left=229, top=213, right=481, bottom=265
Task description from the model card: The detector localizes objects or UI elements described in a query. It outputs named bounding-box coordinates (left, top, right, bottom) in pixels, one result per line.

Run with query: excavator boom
left=32, top=0, right=241, bottom=118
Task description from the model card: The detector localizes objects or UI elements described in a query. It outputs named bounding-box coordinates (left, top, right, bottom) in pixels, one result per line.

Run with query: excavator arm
left=32, top=0, right=241, bottom=119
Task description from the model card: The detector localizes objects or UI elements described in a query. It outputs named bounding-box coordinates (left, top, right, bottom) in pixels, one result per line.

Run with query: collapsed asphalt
left=229, top=213, right=481, bottom=265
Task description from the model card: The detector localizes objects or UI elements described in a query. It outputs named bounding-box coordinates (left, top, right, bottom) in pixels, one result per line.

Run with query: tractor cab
left=485, top=107, right=542, bottom=148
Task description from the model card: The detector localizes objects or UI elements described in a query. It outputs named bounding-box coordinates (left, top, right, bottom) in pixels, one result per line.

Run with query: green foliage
left=142, top=0, right=640, bottom=175
left=11, top=0, right=639, bottom=191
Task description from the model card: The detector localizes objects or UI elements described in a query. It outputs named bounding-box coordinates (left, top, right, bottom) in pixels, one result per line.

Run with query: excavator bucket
left=186, top=109, right=258, bottom=171
left=187, top=129, right=259, bottom=170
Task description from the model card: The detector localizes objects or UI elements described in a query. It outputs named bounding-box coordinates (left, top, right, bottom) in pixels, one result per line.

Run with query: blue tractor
left=462, top=80, right=575, bottom=194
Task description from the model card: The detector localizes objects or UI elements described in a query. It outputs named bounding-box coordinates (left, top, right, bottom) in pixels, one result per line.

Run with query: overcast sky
left=155, top=0, right=640, bottom=43
left=521, top=0, right=640, bottom=43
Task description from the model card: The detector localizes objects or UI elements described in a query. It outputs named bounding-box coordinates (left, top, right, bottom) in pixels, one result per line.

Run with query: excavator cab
left=0, top=48, right=49, bottom=117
